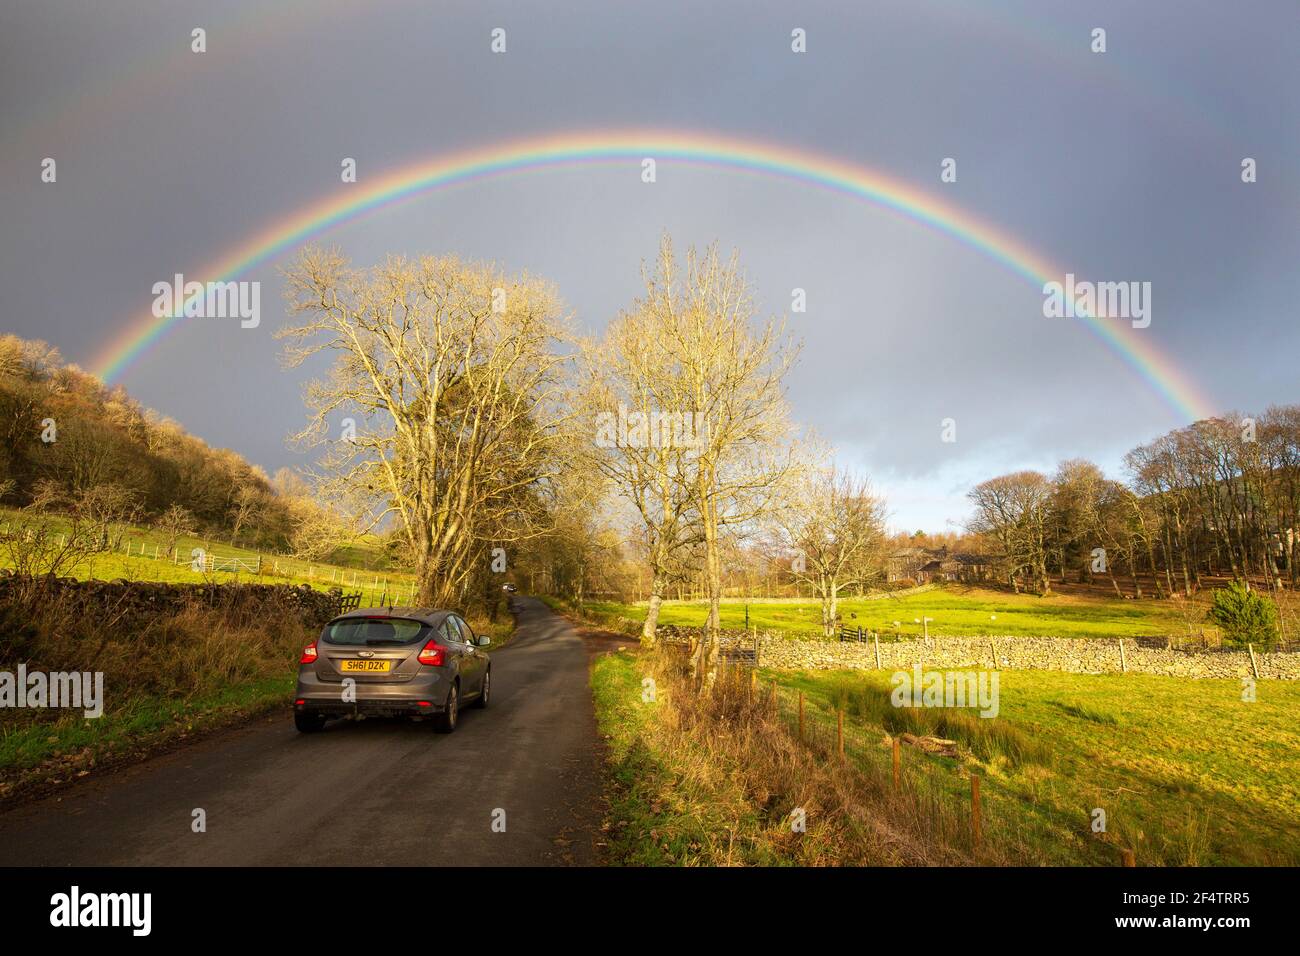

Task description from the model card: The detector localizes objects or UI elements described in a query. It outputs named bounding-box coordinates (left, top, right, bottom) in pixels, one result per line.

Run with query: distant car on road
left=294, top=608, right=490, bottom=734
left=502, top=583, right=517, bottom=593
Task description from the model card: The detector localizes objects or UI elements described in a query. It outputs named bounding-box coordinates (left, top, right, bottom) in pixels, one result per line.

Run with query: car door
left=449, top=615, right=486, bottom=694
left=440, top=616, right=477, bottom=693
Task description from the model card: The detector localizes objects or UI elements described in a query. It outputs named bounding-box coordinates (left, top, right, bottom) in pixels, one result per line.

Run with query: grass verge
left=592, top=644, right=991, bottom=865
left=0, top=677, right=291, bottom=805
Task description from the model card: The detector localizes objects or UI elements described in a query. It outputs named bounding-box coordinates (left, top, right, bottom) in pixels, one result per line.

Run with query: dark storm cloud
left=2, top=0, right=1296, bottom=529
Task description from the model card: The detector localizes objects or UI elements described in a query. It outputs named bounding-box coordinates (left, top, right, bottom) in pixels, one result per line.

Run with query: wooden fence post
left=892, top=737, right=901, bottom=791
left=798, top=692, right=805, bottom=742
left=1118, top=639, right=1127, bottom=674
left=873, top=631, right=882, bottom=669
left=1248, top=643, right=1260, bottom=679
left=970, top=775, right=982, bottom=849
left=837, top=709, right=844, bottom=758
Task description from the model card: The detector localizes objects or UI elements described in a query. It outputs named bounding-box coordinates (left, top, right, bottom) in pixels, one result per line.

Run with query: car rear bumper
left=294, top=668, right=450, bottom=716
left=294, top=697, right=447, bottom=717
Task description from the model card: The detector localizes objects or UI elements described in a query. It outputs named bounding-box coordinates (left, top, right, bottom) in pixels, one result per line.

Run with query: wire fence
left=681, top=659, right=1146, bottom=866
left=0, top=525, right=420, bottom=611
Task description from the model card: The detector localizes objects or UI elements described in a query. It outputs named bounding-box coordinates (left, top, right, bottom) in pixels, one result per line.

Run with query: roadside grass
left=768, top=667, right=1300, bottom=866
left=470, top=609, right=517, bottom=650
left=593, top=649, right=780, bottom=865
left=592, top=647, right=990, bottom=866
left=588, top=584, right=1199, bottom=641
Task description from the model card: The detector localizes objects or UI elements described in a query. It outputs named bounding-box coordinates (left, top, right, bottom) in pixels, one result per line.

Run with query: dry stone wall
left=0, top=573, right=342, bottom=631
left=755, top=633, right=1299, bottom=679
left=655, top=626, right=1299, bottom=680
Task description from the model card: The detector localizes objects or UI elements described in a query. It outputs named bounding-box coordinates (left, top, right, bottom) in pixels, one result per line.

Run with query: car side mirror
left=477, top=636, right=491, bottom=647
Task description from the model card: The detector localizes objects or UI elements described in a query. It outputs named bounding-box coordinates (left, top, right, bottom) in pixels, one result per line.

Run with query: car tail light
left=299, top=642, right=318, bottom=664
left=418, top=640, right=445, bottom=666
left=294, top=699, right=306, bottom=706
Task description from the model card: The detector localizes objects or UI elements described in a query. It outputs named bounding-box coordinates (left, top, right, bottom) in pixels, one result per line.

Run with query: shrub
left=1206, top=581, right=1279, bottom=648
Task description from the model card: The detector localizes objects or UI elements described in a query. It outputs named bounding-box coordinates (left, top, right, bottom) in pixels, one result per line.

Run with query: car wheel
left=471, top=668, right=490, bottom=709
left=433, top=683, right=459, bottom=733
left=295, top=710, right=326, bottom=734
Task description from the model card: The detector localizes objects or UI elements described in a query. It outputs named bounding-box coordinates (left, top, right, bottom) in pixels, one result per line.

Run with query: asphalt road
left=0, top=597, right=604, bottom=866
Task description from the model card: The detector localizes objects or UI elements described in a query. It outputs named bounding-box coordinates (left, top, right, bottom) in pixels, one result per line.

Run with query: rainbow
left=90, top=129, right=1215, bottom=421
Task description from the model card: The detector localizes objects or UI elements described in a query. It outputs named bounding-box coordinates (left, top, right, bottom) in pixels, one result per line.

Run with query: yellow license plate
left=340, top=659, right=392, bottom=673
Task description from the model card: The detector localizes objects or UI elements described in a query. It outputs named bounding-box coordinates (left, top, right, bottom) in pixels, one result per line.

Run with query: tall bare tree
left=626, top=237, right=801, bottom=683
left=279, top=248, right=573, bottom=607
left=578, top=295, right=702, bottom=646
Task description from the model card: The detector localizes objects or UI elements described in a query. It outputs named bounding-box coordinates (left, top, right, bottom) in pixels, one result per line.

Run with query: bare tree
left=227, top=485, right=264, bottom=546
left=288, top=496, right=346, bottom=563
left=155, top=503, right=195, bottom=558
left=778, top=464, right=886, bottom=637
left=578, top=299, right=701, bottom=646
left=74, top=483, right=141, bottom=552
left=278, top=248, right=574, bottom=607
left=626, top=237, right=802, bottom=684
left=967, top=471, right=1053, bottom=594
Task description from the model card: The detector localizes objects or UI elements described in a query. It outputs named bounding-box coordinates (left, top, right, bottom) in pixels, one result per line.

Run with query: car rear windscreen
left=325, top=617, right=427, bottom=645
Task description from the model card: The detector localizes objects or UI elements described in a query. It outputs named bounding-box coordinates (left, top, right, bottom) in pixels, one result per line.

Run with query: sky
left=2, top=0, right=1298, bottom=533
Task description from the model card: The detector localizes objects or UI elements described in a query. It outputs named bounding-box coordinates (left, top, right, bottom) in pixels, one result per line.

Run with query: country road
left=0, top=597, right=607, bottom=866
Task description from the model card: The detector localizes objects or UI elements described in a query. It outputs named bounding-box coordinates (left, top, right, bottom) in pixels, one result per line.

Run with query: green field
left=0, top=507, right=417, bottom=607
left=588, top=585, right=1198, bottom=641
left=768, top=667, right=1300, bottom=865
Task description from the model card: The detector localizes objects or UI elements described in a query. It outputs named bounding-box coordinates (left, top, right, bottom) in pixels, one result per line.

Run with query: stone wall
left=0, top=573, right=342, bottom=632
left=754, top=632, right=1300, bottom=680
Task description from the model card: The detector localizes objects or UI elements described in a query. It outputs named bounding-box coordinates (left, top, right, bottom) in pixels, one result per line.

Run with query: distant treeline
left=968, top=407, right=1300, bottom=597
left=0, top=335, right=299, bottom=549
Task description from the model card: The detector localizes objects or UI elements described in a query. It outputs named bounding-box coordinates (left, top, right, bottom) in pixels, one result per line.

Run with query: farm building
left=887, top=547, right=990, bottom=584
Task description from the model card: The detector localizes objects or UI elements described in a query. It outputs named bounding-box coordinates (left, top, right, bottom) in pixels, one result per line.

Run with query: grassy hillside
left=0, top=506, right=417, bottom=608
left=0, top=334, right=303, bottom=548
left=588, top=585, right=1199, bottom=641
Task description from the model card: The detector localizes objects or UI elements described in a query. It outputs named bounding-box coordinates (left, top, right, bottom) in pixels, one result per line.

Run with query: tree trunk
left=642, top=584, right=664, bottom=648
left=822, top=577, right=839, bottom=638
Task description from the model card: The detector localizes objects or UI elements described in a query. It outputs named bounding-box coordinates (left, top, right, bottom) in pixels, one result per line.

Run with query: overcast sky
left=2, top=0, right=1298, bottom=532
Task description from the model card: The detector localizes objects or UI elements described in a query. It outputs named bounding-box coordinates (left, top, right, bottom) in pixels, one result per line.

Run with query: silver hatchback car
left=293, top=608, right=491, bottom=734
